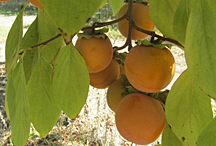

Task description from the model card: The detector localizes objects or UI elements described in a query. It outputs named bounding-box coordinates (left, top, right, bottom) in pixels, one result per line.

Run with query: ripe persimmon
left=89, top=59, right=120, bottom=89
left=117, top=3, right=155, bottom=40
left=0, top=0, right=10, bottom=2
left=29, top=0, right=44, bottom=9
left=125, top=45, right=175, bottom=93
left=75, top=36, right=113, bottom=73
left=115, top=93, right=166, bottom=145
left=106, top=79, right=123, bottom=112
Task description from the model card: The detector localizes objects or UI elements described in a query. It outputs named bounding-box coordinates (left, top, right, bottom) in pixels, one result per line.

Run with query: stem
left=31, top=33, right=62, bottom=48
left=113, top=0, right=133, bottom=51
left=126, top=0, right=133, bottom=51
left=82, top=14, right=128, bottom=31
left=133, top=24, right=184, bottom=48
left=19, top=34, right=62, bottom=55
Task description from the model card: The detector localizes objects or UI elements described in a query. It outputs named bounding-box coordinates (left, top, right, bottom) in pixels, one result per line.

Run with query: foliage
left=3, top=0, right=216, bottom=145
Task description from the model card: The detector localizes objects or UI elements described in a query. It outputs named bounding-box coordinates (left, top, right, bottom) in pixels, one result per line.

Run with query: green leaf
left=40, top=0, right=103, bottom=43
left=197, top=117, right=216, bottom=146
left=37, top=9, right=65, bottom=63
left=149, top=0, right=180, bottom=40
left=52, top=43, right=90, bottom=119
left=20, top=18, right=39, bottom=84
left=109, top=0, right=125, bottom=16
left=6, top=61, right=30, bottom=146
left=173, top=0, right=193, bottom=46
left=5, top=3, right=26, bottom=80
left=185, top=0, right=216, bottom=100
left=165, top=70, right=213, bottom=146
left=99, top=0, right=107, bottom=9
left=27, top=57, right=61, bottom=137
left=162, top=123, right=183, bottom=146
left=20, top=17, right=38, bottom=52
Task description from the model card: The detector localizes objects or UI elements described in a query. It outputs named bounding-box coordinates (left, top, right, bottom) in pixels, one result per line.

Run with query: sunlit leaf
left=172, top=0, right=189, bottom=46
left=27, top=57, right=61, bottom=137
left=40, top=0, right=103, bottom=43
left=52, top=44, right=89, bottom=119
left=37, top=9, right=65, bottom=63
left=185, top=0, right=216, bottom=100
left=109, top=0, right=124, bottom=16
left=162, top=123, right=183, bottom=146
left=197, top=117, right=216, bottom=146
left=165, top=70, right=213, bottom=146
left=21, top=17, right=39, bottom=84
left=5, top=3, right=25, bottom=80
left=149, top=0, right=180, bottom=40
left=99, top=0, right=107, bottom=9
left=7, top=61, right=30, bottom=146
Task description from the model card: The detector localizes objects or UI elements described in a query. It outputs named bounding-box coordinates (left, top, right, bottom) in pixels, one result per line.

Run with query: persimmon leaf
left=7, top=61, right=30, bottom=146
left=27, top=58, right=61, bottom=138
left=52, top=43, right=89, bottom=119
left=149, top=0, right=180, bottom=40
left=5, top=2, right=25, bottom=80
left=39, top=0, right=103, bottom=43
left=185, top=0, right=216, bottom=100
left=109, top=0, right=124, bottom=16
left=162, top=123, right=183, bottom=146
left=165, top=70, right=213, bottom=145
left=37, top=9, right=65, bottom=63
left=197, top=117, right=216, bottom=146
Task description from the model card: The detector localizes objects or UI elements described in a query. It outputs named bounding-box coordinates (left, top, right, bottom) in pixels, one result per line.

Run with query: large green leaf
left=39, top=0, right=103, bottom=43
left=21, top=17, right=39, bottom=84
left=6, top=61, right=30, bottom=146
left=99, top=0, right=107, bottom=9
left=149, top=0, right=180, bottom=40
left=52, top=44, right=89, bottom=119
left=109, top=0, right=124, bottom=16
left=162, top=123, right=183, bottom=146
left=172, top=0, right=190, bottom=46
left=27, top=57, right=61, bottom=137
left=165, top=70, right=213, bottom=146
left=37, top=9, right=65, bottom=63
left=20, top=17, right=38, bottom=52
left=5, top=3, right=26, bottom=80
left=197, top=117, right=216, bottom=146
left=185, top=0, right=216, bottom=100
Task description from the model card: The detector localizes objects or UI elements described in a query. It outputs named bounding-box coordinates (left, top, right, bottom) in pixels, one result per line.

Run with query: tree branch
left=31, top=33, right=62, bottom=48
left=82, top=14, right=128, bottom=31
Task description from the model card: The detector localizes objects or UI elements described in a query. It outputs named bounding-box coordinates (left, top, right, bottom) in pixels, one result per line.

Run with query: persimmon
left=0, top=0, right=10, bottom=2
left=29, top=0, right=44, bottom=9
left=75, top=36, right=113, bottom=73
left=125, top=45, right=175, bottom=93
left=106, top=79, right=123, bottom=112
left=89, top=59, right=120, bottom=89
left=115, top=93, right=166, bottom=145
left=117, top=3, right=155, bottom=40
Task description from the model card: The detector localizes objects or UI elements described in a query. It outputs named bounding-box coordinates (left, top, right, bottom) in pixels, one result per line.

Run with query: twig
left=133, top=24, right=184, bottom=48
left=82, top=14, right=128, bottom=31
left=31, top=33, right=62, bottom=48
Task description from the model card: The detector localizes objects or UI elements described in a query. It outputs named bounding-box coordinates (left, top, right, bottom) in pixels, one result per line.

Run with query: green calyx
left=119, top=74, right=168, bottom=105
left=77, top=27, right=109, bottom=40
left=124, top=0, right=149, bottom=5
left=136, top=39, right=173, bottom=50
left=113, top=49, right=128, bottom=67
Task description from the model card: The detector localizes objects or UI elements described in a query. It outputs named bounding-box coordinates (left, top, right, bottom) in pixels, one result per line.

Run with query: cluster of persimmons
left=75, top=2, right=176, bottom=145
left=7, top=0, right=176, bottom=145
